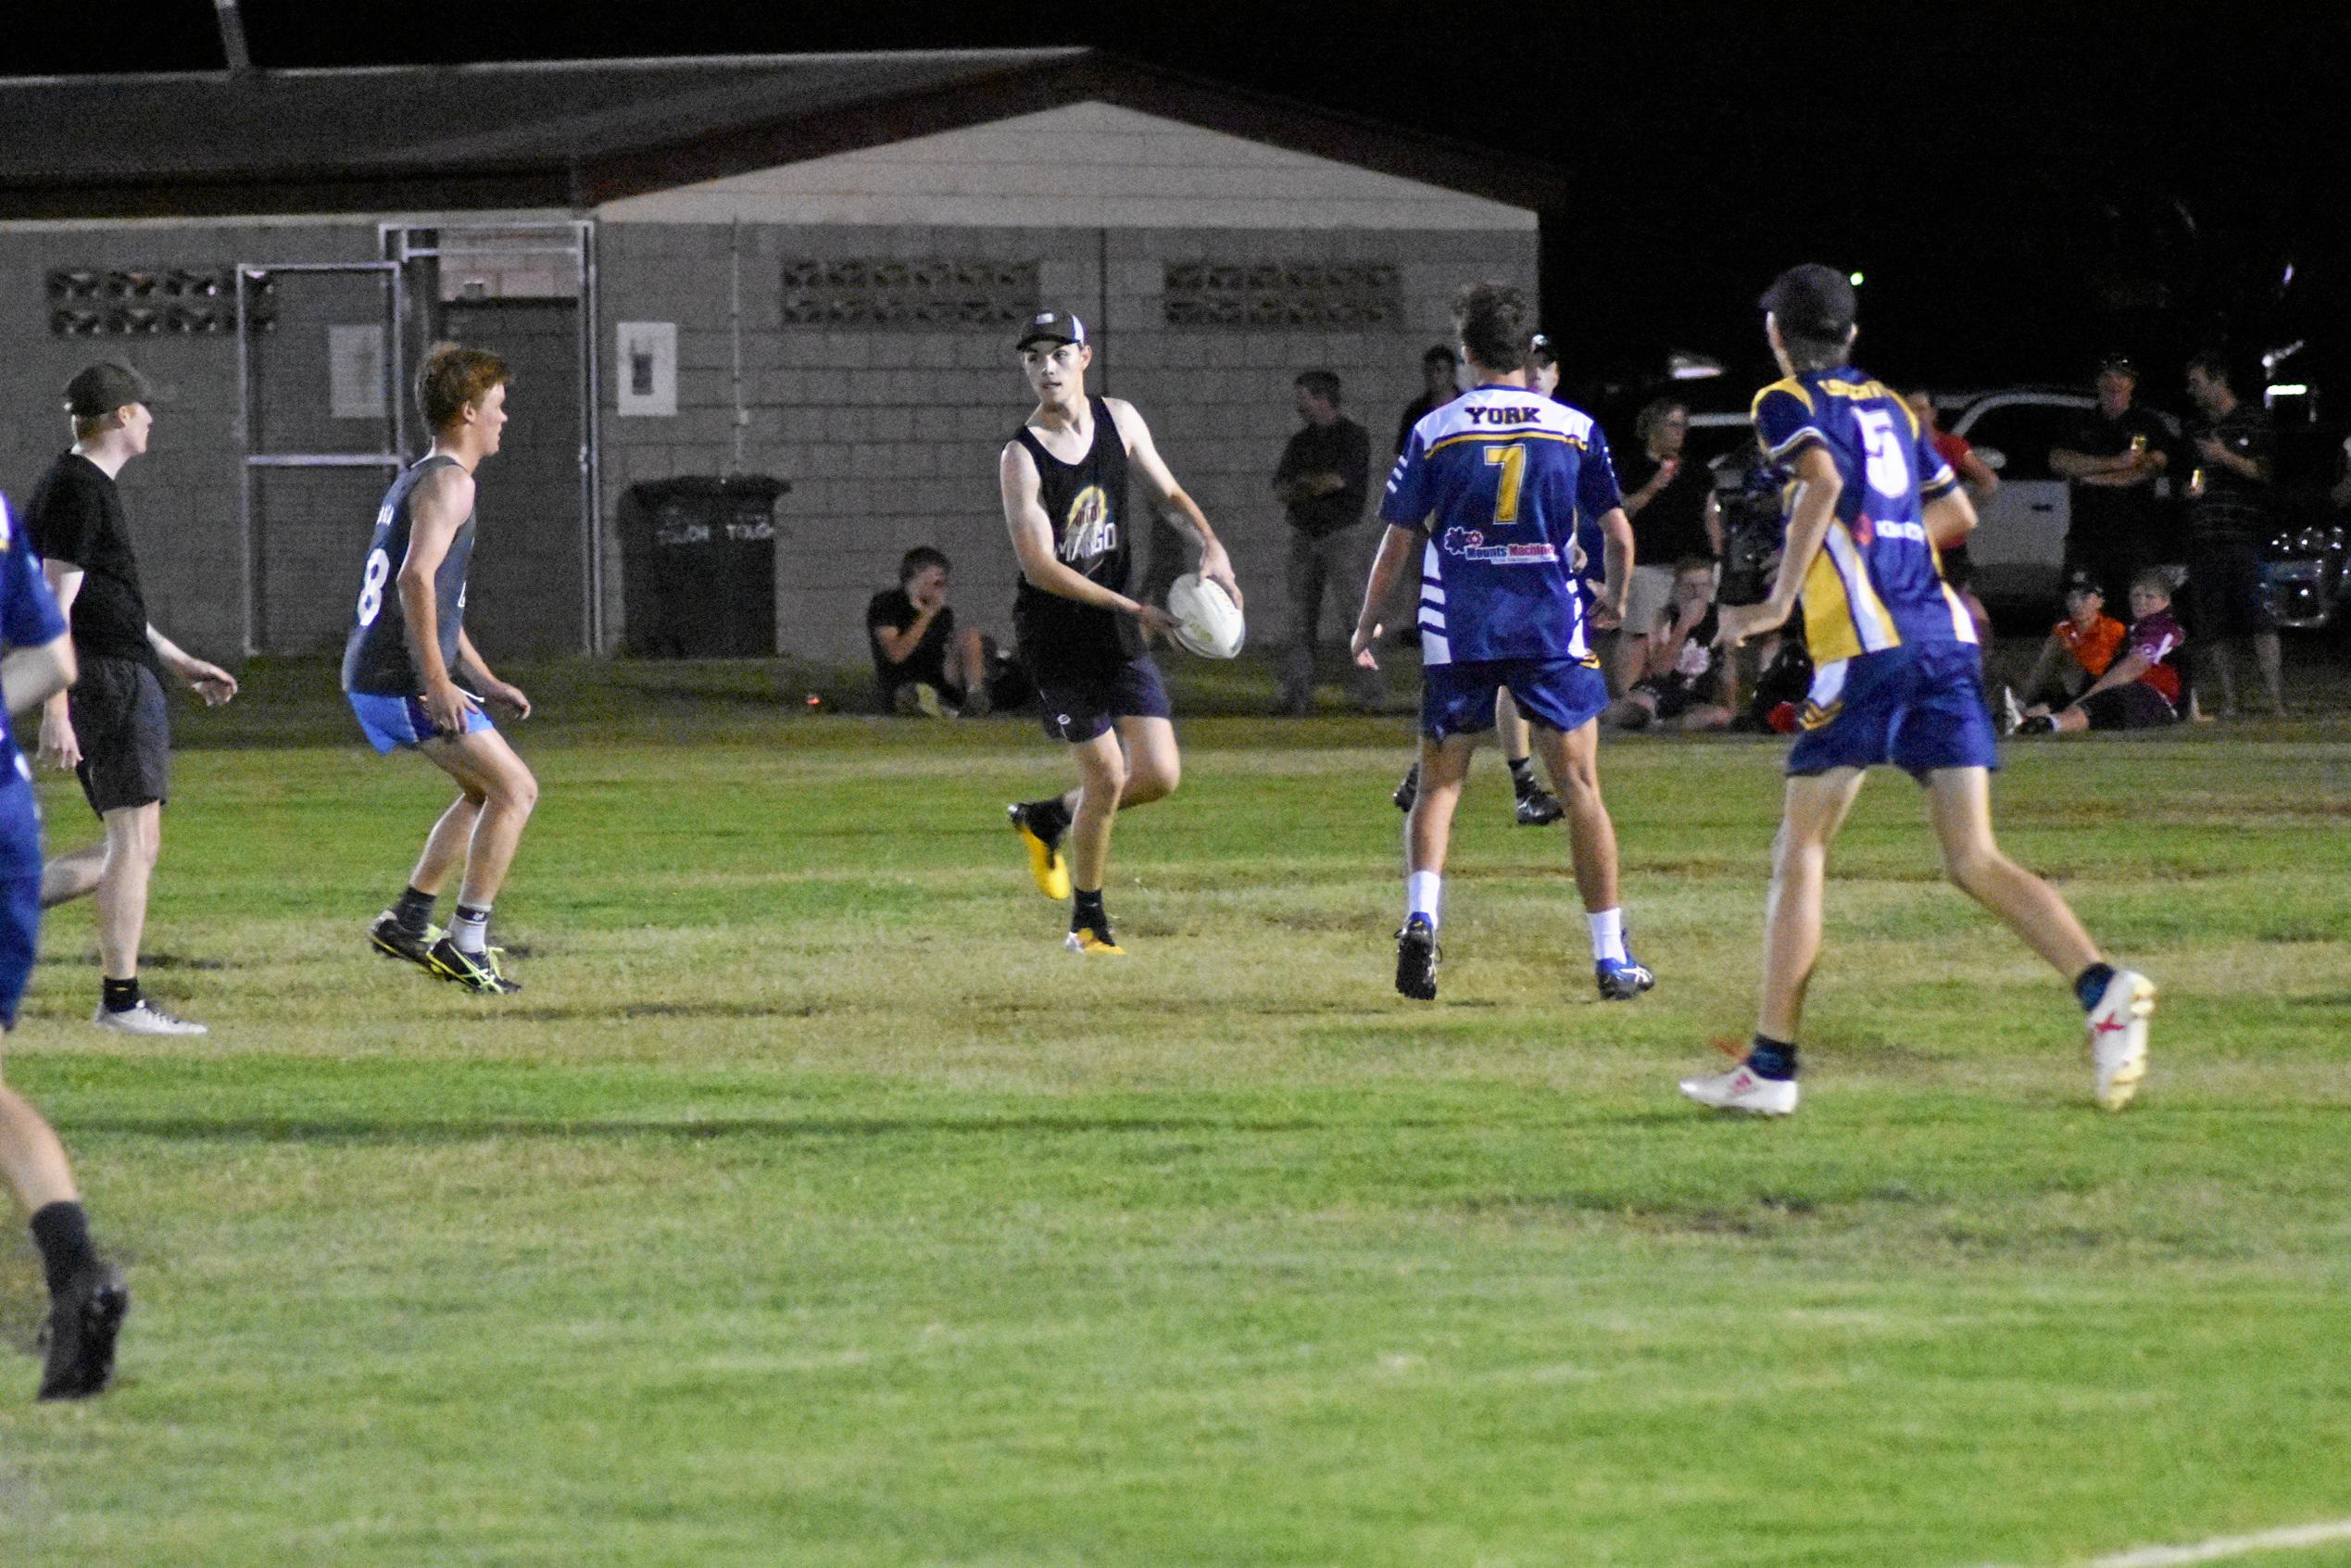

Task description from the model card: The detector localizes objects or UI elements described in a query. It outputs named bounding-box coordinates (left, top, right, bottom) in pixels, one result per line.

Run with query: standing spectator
left=1614, top=397, right=1719, bottom=692
left=1272, top=371, right=1379, bottom=713
left=1394, top=345, right=1461, bottom=457
left=2048, top=357, right=2170, bottom=608
left=2181, top=350, right=2284, bottom=716
left=868, top=546, right=994, bottom=716
left=2007, top=569, right=2126, bottom=716
left=2017, top=573, right=2187, bottom=734
left=28, top=362, right=239, bottom=1036
left=1905, top=388, right=1996, bottom=645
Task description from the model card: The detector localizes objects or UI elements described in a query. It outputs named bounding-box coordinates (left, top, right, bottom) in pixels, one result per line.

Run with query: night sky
left=19, top=4, right=2351, bottom=411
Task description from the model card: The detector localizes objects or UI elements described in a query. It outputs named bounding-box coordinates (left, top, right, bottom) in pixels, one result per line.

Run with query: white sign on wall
left=615, top=321, right=677, bottom=417
left=328, top=323, right=386, bottom=419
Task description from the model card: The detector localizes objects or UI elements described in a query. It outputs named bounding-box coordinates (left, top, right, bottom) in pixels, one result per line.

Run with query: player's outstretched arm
left=1104, top=398, right=1240, bottom=609
left=1717, top=445, right=1842, bottom=649
left=398, top=465, right=480, bottom=735
left=2, top=633, right=74, bottom=720
left=144, top=624, right=238, bottom=707
left=998, top=442, right=1173, bottom=636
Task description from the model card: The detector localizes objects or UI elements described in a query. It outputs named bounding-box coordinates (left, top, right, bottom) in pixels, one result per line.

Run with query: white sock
left=1588, top=907, right=1626, bottom=964
left=452, top=904, right=491, bottom=955
left=1406, top=872, right=1442, bottom=928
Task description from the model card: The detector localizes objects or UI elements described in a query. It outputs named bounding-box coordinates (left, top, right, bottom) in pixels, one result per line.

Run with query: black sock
left=1507, top=755, right=1537, bottom=792
left=394, top=884, right=438, bottom=932
left=100, top=977, right=141, bottom=1014
left=1746, top=1034, right=1799, bottom=1081
left=28, top=1201, right=98, bottom=1298
left=1025, top=796, right=1071, bottom=842
left=1072, top=887, right=1108, bottom=934
left=2074, top=963, right=2118, bottom=1012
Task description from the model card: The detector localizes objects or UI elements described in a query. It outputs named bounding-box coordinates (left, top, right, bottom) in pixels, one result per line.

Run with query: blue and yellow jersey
left=1380, top=386, right=1624, bottom=666
left=0, top=494, right=68, bottom=786
left=1752, top=367, right=1972, bottom=663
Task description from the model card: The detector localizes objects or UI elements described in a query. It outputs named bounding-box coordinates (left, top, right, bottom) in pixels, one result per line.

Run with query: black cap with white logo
left=1016, top=310, right=1087, bottom=352
left=1757, top=264, right=1857, bottom=341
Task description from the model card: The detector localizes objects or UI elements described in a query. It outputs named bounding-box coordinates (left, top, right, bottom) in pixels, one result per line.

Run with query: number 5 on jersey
left=1854, top=408, right=1912, bottom=498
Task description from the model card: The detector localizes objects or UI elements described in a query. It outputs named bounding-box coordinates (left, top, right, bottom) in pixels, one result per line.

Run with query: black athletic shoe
left=1392, top=762, right=1420, bottom=814
left=1514, top=785, right=1565, bottom=827
left=369, top=910, right=440, bottom=972
left=1395, top=914, right=1440, bottom=1000
left=427, top=936, right=522, bottom=995
left=37, top=1261, right=128, bottom=1402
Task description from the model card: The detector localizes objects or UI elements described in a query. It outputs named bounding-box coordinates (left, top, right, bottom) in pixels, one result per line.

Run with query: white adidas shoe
left=2085, top=968, right=2154, bottom=1111
left=92, top=1000, right=208, bottom=1037
left=1679, top=1062, right=1798, bottom=1116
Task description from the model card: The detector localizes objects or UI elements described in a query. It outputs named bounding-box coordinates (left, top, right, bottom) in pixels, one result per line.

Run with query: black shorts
left=2187, top=534, right=2273, bottom=638
left=1034, top=657, right=1171, bottom=743
left=69, top=655, right=170, bottom=816
left=1633, top=672, right=1723, bottom=722
left=2081, top=682, right=2178, bottom=731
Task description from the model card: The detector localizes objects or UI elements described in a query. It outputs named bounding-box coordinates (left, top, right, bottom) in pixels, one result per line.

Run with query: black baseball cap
left=64, top=361, right=154, bottom=417
left=2097, top=354, right=2141, bottom=383
left=1758, top=263, right=1857, bottom=340
left=2063, top=569, right=2105, bottom=598
left=1016, top=310, right=1087, bottom=351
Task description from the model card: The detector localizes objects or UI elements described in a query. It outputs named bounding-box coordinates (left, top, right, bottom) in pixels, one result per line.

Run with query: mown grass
left=0, top=656, right=2345, bottom=1567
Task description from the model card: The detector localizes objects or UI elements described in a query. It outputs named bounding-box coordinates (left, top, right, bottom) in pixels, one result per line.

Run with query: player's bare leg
left=1755, top=769, right=1868, bottom=1041
left=1921, top=768, right=2097, bottom=976
left=409, top=792, right=484, bottom=897
left=90, top=805, right=158, bottom=989
left=1062, top=730, right=1128, bottom=953
left=412, top=727, right=536, bottom=993
left=0, top=1044, right=126, bottom=1400
left=1529, top=716, right=1653, bottom=998
left=1396, top=734, right=1473, bottom=999
left=37, top=841, right=105, bottom=908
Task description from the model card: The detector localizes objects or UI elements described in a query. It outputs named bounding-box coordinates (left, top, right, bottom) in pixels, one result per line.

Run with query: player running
left=343, top=345, right=537, bottom=995
left=1680, top=265, right=2153, bottom=1116
left=1351, top=283, right=1651, bottom=1003
left=0, top=493, right=128, bottom=1399
left=999, top=310, right=1240, bottom=955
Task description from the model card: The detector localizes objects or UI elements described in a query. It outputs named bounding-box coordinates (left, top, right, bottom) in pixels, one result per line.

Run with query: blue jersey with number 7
left=1751, top=366, right=1973, bottom=664
left=1380, top=384, right=1624, bottom=667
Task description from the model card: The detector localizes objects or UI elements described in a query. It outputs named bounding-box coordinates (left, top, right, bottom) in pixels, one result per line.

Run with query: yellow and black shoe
left=1007, top=802, right=1072, bottom=900
left=427, top=936, right=522, bottom=995
left=1062, top=924, right=1125, bottom=957
left=370, top=910, right=442, bottom=973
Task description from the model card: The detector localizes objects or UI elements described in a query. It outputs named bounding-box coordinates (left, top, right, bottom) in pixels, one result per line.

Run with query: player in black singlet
left=999, top=310, right=1241, bottom=954
left=342, top=344, right=537, bottom=995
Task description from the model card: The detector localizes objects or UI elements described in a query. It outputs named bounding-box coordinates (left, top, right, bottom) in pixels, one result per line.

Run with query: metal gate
left=233, top=260, right=403, bottom=656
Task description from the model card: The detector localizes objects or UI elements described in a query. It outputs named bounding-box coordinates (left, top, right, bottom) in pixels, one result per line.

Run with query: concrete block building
left=0, top=52, right=1559, bottom=669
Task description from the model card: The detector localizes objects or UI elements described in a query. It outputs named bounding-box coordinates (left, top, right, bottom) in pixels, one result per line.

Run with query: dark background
left=19, top=3, right=2351, bottom=413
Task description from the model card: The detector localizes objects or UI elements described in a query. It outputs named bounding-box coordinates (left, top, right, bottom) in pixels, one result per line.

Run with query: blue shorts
left=1035, top=658, right=1171, bottom=744
left=1422, top=657, right=1610, bottom=742
left=348, top=691, right=496, bottom=755
left=1786, top=642, right=1998, bottom=779
left=0, top=778, right=44, bottom=1029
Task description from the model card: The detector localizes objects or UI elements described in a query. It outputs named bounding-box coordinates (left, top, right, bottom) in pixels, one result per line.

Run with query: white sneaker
left=92, top=1000, right=208, bottom=1036
left=2085, top=968, right=2154, bottom=1111
left=1679, top=1062, right=1799, bottom=1115
left=1998, top=684, right=2026, bottom=735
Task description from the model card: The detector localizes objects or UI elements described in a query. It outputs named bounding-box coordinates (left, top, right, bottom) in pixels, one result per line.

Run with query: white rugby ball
left=1168, top=572, right=1245, bottom=659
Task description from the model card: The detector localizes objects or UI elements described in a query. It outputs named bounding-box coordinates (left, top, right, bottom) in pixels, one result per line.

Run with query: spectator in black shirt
left=2049, top=357, right=2172, bottom=609
left=2181, top=350, right=2283, bottom=715
left=26, top=362, right=238, bottom=1036
left=867, top=546, right=994, bottom=716
left=1614, top=397, right=1720, bottom=693
left=1274, top=371, right=1380, bottom=713
left=1393, top=344, right=1461, bottom=458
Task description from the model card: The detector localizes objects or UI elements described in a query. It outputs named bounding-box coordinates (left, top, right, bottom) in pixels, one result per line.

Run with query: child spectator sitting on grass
left=2014, top=571, right=2185, bottom=734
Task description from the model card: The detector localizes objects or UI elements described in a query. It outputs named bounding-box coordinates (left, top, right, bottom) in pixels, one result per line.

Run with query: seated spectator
left=867, top=546, right=994, bottom=717
left=1605, top=558, right=1733, bottom=732
left=2013, top=570, right=2126, bottom=709
left=2015, top=572, right=2186, bottom=734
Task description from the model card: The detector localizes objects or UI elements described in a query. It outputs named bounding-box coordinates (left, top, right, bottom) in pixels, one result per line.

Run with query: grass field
left=1, top=656, right=2347, bottom=1567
